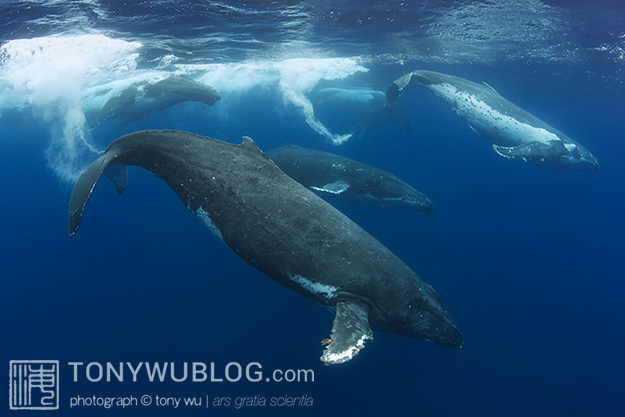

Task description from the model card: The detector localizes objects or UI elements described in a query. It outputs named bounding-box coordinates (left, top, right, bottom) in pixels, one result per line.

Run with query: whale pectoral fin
left=310, top=180, right=350, bottom=195
left=69, top=153, right=118, bottom=237
left=492, top=141, right=568, bottom=161
left=321, top=301, right=373, bottom=365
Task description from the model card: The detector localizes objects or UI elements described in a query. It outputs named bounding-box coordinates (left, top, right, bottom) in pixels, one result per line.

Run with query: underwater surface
left=1, top=0, right=624, bottom=415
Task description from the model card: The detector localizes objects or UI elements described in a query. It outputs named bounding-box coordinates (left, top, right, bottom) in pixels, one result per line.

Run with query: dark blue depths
left=1, top=1, right=625, bottom=417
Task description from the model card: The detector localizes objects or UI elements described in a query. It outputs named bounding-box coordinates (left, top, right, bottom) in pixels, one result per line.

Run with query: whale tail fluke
left=103, top=164, right=128, bottom=194
left=69, top=152, right=125, bottom=237
left=386, top=82, right=400, bottom=105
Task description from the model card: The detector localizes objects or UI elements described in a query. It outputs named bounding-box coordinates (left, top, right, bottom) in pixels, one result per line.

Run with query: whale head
left=377, top=283, right=464, bottom=349
left=405, top=308, right=464, bottom=348
left=555, top=143, right=600, bottom=172
left=362, top=179, right=435, bottom=213
left=382, top=191, right=435, bottom=213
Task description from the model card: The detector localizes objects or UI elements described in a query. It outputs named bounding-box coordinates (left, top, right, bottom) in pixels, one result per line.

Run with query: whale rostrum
left=69, top=130, right=462, bottom=365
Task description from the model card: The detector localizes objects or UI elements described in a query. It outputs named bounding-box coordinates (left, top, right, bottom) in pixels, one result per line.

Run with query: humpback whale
left=69, top=130, right=462, bottom=365
left=387, top=70, right=599, bottom=172
left=266, top=144, right=434, bottom=213
left=90, top=75, right=220, bottom=129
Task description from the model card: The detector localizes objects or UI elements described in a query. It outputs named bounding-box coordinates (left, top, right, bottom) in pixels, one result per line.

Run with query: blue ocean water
left=1, top=1, right=624, bottom=416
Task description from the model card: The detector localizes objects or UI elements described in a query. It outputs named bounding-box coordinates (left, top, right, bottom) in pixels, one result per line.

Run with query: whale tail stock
left=386, top=70, right=435, bottom=105
left=69, top=131, right=268, bottom=238
left=384, top=72, right=419, bottom=131
left=69, top=150, right=128, bottom=237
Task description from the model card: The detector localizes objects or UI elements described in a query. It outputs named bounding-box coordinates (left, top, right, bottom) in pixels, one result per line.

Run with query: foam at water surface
left=194, top=57, right=367, bottom=144
left=0, top=34, right=142, bottom=182
left=276, top=58, right=368, bottom=144
left=0, top=32, right=368, bottom=182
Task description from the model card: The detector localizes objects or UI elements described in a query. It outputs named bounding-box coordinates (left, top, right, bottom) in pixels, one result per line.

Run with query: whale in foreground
left=266, top=144, right=434, bottom=213
left=69, top=130, right=462, bottom=365
left=387, top=70, right=599, bottom=172
left=90, top=75, right=220, bottom=129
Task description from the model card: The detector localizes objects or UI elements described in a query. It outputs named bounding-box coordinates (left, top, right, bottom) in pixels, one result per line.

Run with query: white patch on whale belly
left=432, top=83, right=561, bottom=146
left=195, top=207, right=225, bottom=243
left=310, top=180, right=350, bottom=195
left=310, top=185, right=343, bottom=195
left=288, top=273, right=337, bottom=299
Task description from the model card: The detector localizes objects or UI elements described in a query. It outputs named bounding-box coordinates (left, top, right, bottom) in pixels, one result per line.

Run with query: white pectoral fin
left=492, top=141, right=568, bottom=161
left=321, top=301, right=373, bottom=365
left=310, top=180, right=350, bottom=195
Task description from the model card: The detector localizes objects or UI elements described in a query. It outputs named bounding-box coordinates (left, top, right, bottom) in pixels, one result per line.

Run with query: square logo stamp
left=9, top=360, right=59, bottom=410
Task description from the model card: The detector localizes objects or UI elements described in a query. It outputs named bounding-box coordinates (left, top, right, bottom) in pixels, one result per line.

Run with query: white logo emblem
left=9, top=360, right=59, bottom=410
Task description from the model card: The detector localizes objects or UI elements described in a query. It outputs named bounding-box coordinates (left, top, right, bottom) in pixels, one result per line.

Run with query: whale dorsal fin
left=240, top=136, right=279, bottom=166
left=482, top=81, right=499, bottom=94
left=240, top=136, right=262, bottom=152
left=321, top=301, right=373, bottom=365
left=280, top=143, right=303, bottom=150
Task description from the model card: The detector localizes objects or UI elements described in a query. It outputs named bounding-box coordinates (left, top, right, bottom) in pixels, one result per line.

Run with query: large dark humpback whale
left=387, top=70, right=599, bottom=172
left=266, top=144, right=434, bottom=213
left=90, top=75, right=220, bottom=129
left=69, top=130, right=462, bottom=365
